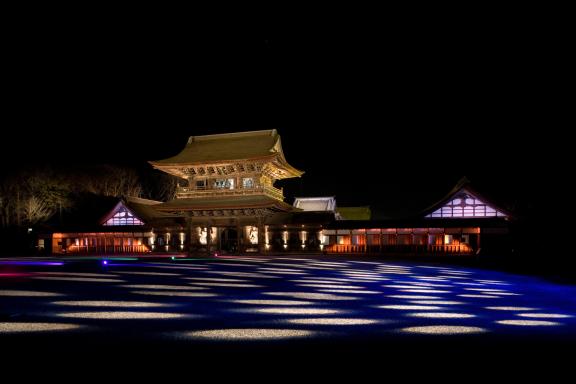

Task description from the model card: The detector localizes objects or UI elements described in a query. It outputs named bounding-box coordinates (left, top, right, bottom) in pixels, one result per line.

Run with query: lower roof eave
left=327, top=218, right=510, bottom=229
left=155, top=196, right=299, bottom=213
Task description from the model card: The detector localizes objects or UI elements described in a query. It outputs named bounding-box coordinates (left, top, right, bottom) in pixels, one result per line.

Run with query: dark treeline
left=0, top=164, right=179, bottom=229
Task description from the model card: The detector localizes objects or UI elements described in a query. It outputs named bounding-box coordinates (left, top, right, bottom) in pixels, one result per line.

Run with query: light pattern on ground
left=1, top=255, right=576, bottom=346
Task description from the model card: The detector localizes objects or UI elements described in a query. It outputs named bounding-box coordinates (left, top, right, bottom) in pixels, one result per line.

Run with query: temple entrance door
left=220, top=228, right=238, bottom=253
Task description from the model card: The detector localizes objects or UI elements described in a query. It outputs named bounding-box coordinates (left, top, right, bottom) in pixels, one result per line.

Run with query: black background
left=2, top=11, right=568, bottom=216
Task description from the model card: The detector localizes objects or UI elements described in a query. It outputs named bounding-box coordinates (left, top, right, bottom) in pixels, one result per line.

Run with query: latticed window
left=214, top=178, right=235, bottom=189
left=426, top=193, right=506, bottom=218
left=103, top=207, right=144, bottom=226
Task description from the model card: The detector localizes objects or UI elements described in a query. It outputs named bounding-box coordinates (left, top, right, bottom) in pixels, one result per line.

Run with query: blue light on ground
left=1, top=255, right=576, bottom=347
left=0, top=261, right=64, bottom=266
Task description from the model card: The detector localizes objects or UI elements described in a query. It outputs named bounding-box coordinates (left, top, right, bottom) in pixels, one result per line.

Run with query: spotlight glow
left=0, top=261, right=63, bottom=266
left=232, top=300, right=314, bottom=306
left=343, top=273, right=382, bottom=278
left=409, top=300, right=466, bottom=305
left=211, top=272, right=278, bottom=279
left=414, top=277, right=449, bottom=281
left=377, top=305, right=443, bottom=310
left=407, top=282, right=452, bottom=287
left=255, top=308, right=342, bottom=315
left=0, top=322, right=82, bottom=333
left=384, top=285, right=433, bottom=289
left=402, top=326, right=487, bottom=335
left=485, top=306, right=537, bottom=311
left=188, top=282, right=263, bottom=288
left=441, top=269, right=472, bottom=275
left=286, top=318, right=379, bottom=325
left=317, top=289, right=382, bottom=294
left=57, top=311, right=186, bottom=319
left=407, top=312, right=476, bottom=319
left=517, top=313, right=573, bottom=319
left=184, top=328, right=314, bottom=340
left=485, top=292, right=521, bottom=296
left=439, top=276, right=467, bottom=280
left=387, top=295, right=442, bottom=300
left=458, top=294, right=500, bottom=298
left=299, top=284, right=362, bottom=289
left=293, top=278, right=352, bottom=283
left=259, top=268, right=307, bottom=273
left=131, top=290, right=218, bottom=297
left=464, top=288, right=506, bottom=292
left=478, top=280, right=510, bottom=285
left=51, top=300, right=171, bottom=308
left=263, top=292, right=359, bottom=301
left=496, top=320, right=561, bottom=326
left=185, top=277, right=248, bottom=283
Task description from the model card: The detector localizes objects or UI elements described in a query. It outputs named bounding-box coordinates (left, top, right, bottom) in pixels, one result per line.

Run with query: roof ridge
left=187, top=129, right=277, bottom=144
left=125, top=196, right=163, bottom=205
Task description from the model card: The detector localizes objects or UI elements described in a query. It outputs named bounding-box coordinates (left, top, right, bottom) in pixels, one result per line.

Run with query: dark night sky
left=3, top=15, right=568, bottom=217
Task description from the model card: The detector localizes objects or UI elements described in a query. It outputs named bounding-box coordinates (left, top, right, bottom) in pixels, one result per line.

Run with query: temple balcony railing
left=176, top=185, right=284, bottom=201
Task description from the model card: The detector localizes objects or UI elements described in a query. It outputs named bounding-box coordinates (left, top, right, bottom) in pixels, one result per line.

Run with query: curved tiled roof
left=151, top=130, right=281, bottom=165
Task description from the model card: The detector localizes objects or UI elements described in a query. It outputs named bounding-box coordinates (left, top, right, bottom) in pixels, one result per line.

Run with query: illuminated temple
left=43, top=130, right=512, bottom=257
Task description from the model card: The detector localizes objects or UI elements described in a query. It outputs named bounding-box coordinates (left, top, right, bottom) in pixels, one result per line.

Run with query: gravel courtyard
left=2, top=255, right=575, bottom=364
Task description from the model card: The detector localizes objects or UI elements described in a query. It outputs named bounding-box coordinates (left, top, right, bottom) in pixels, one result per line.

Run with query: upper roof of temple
left=149, top=129, right=303, bottom=180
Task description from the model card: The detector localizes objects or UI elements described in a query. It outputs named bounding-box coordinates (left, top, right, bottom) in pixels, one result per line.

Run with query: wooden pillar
left=206, top=221, right=212, bottom=256
left=186, top=212, right=196, bottom=256
left=477, top=230, right=481, bottom=253
left=257, top=217, right=266, bottom=254
left=236, top=219, right=243, bottom=254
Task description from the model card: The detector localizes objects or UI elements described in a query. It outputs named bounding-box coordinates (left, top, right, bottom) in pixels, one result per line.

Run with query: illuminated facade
left=148, top=129, right=309, bottom=254
left=322, top=180, right=512, bottom=255
left=43, top=131, right=511, bottom=257
left=46, top=197, right=185, bottom=254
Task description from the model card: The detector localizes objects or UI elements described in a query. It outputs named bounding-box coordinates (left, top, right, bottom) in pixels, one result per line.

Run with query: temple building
left=149, top=129, right=309, bottom=254
left=322, top=178, right=512, bottom=256
left=43, top=196, right=185, bottom=255
left=41, top=130, right=513, bottom=257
